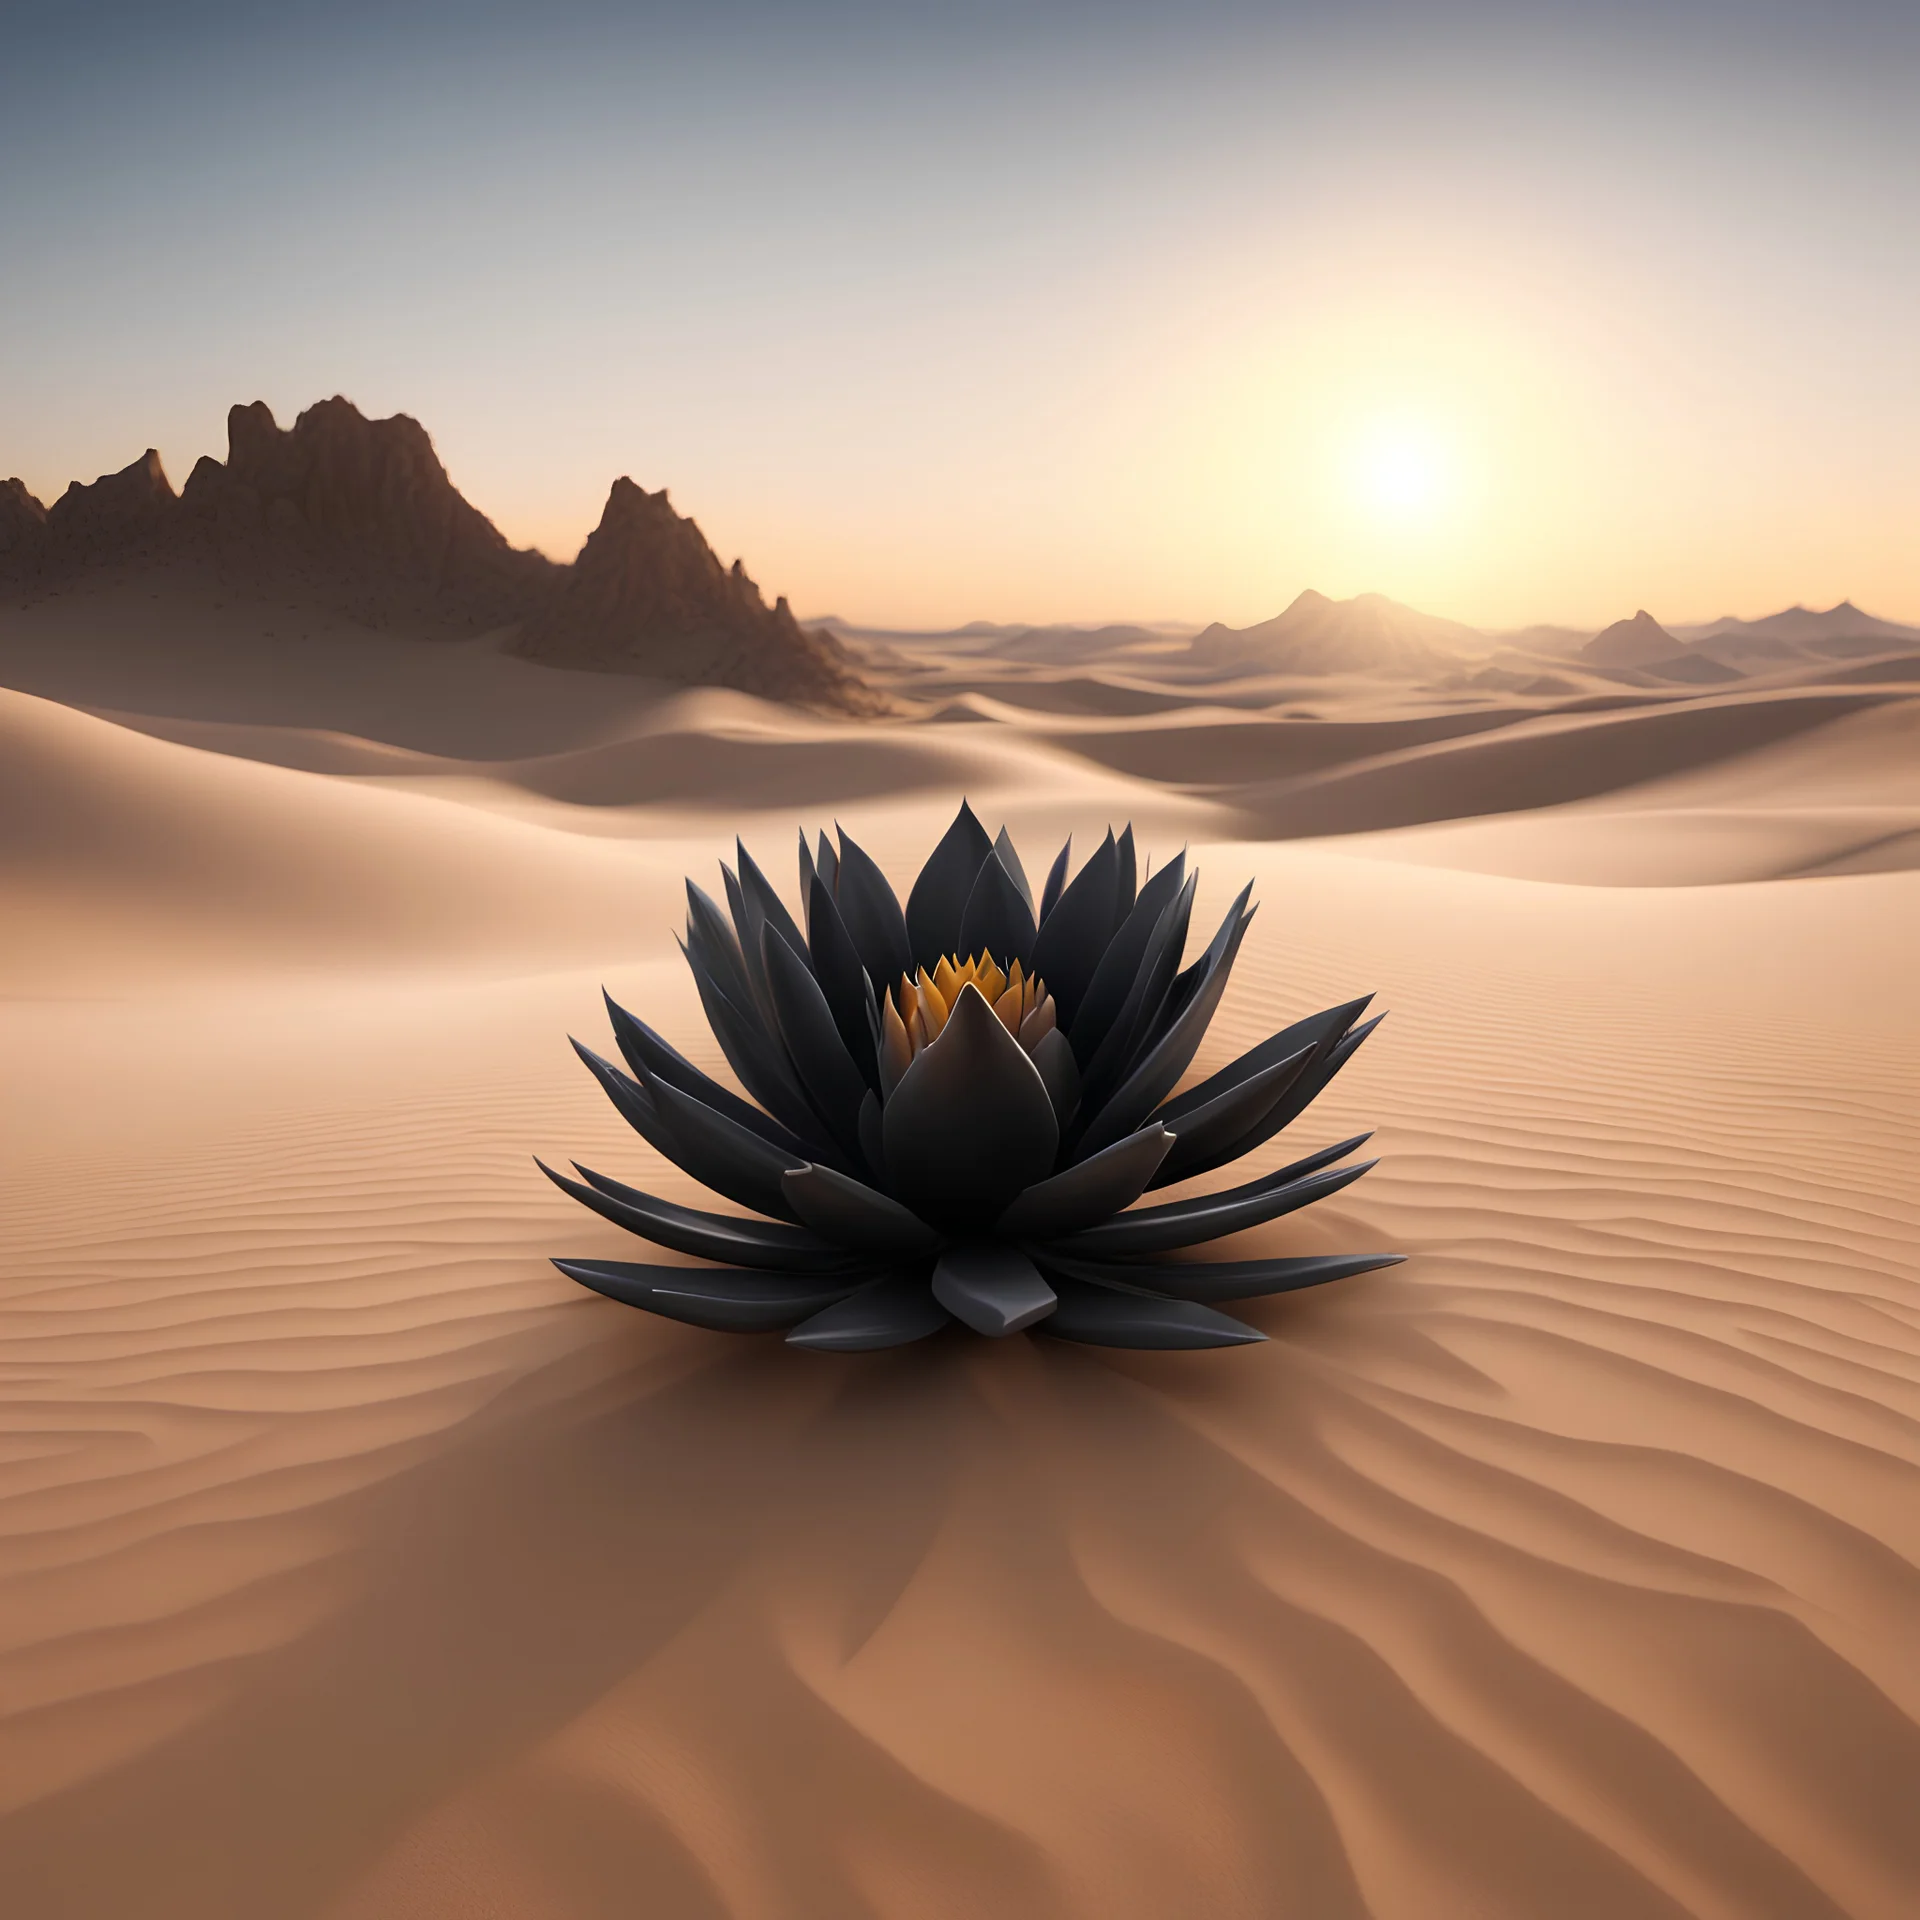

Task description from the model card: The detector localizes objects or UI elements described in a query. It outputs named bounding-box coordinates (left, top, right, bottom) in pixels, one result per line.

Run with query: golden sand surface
left=2, top=595, right=1916, bottom=1918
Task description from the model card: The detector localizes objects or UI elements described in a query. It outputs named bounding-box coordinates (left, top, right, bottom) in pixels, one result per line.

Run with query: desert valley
left=2, top=398, right=1917, bottom=1918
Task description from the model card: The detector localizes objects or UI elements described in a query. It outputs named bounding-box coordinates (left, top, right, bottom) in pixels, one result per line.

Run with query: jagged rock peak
left=178, top=396, right=561, bottom=631
left=513, top=476, right=877, bottom=712
left=1582, top=608, right=1680, bottom=666
left=34, top=449, right=180, bottom=574
left=0, top=478, right=47, bottom=559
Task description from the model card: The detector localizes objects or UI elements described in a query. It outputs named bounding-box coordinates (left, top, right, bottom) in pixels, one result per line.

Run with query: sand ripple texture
left=3, top=803, right=1919, bottom=1913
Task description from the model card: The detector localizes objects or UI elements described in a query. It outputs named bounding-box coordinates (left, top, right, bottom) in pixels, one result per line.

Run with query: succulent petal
left=1053, top=1147, right=1377, bottom=1256
left=1070, top=849, right=1187, bottom=1061
left=1143, top=1047, right=1314, bottom=1190
left=992, top=826, right=1036, bottom=915
left=762, top=926, right=870, bottom=1161
left=804, top=872, right=881, bottom=1086
left=553, top=1259, right=864, bottom=1332
left=572, top=1040, right=805, bottom=1221
left=536, top=1158, right=856, bottom=1271
left=1029, top=829, right=1120, bottom=1028
left=782, top=1164, right=943, bottom=1255
left=1029, top=1025, right=1081, bottom=1129
left=931, top=1245, right=1057, bottom=1336
left=832, top=827, right=914, bottom=992
left=1038, top=1277, right=1265, bottom=1348
left=906, top=801, right=995, bottom=966
left=786, top=1274, right=953, bottom=1350
left=1072, top=885, right=1254, bottom=1161
left=603, top=991, right=806, bottom=1155
left=958, top=846, right=1038, bottom=969
left=995, top=1123, right=1174, bottom=1238
left=1037, top=1249, right=1405, bottom=1303
left=883, top=982, right=1061, bottom=1229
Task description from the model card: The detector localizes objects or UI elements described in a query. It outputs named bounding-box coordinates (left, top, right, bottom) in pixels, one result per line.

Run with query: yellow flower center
left=879, top=952, right=1057, bottom=1091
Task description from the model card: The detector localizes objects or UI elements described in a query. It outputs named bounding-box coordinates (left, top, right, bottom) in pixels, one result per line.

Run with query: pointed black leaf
left=1029, top=830, right=1119, bottom=1027
left=1038, top=1249, right=1405, bottom=1303
left=1154, top=995, right=1372, bottom=1125
left=721, top=861, right=776, bottom=1026
left=857, top=1088, right=886, bottom=1182
left=883, top=983, right=1061, bottom=1230
left=931, top=1245, right=1057, bottom=1336
left=817, top=830, right=840, bottom=896
left=1038, top=837, right=1071, bottom=922
left=787, top=1274, right=952, bottom=1351
left=647, top=1070, right=815, bottom=1221
left=1073, top=886, right=1253, bottom=1160
left=1144, top=1046, right=1314, bottom=1189
left=604, top=992, right=806, bottom=1155
left=782, top=1164, right=942, bottom=1255
left=995, top=1123, right=1174, bottom=1238
left=806, top=872, right=881, bottom=1086
left=957, top=848, right=1038, bottom=968
left=833, top=827, right=913, bottom=992
left=1037, top=1277, right=1264, bottom=1349
left=536, top=1158, right=856, bottom=1270
left=684, top=938, right=841, bottom=1159
left=1215, top=1015, right=1385, bottom=1165
left=572, top=1039, right=801, bottom=1220
left=992, top=826, right=1035, bottom=915
left=553, top=1259, right=861, bottom=1332
left=1069, top=849, right=1186, bottom=1062
left=1080, top=873, right=1199, bottom=1100
left=739, top=841, right=810, bottom=970
left=906, top=800, right=995, bottom=966
left=1114, top=824, right=1137, bottom=930
left=1031, top=1026, right=1081, bottom=1130
left=762, top=925, right=869, bottom=1158
left=685, top=880, right=756, bottom=1014
left=797, top=829, right=818, bottom=935
left=1053, top=1152, right=1376, bottom=1256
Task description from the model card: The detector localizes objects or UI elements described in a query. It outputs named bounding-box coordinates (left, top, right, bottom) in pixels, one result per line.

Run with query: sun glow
left=1349, top=421, right=1458, bottom=524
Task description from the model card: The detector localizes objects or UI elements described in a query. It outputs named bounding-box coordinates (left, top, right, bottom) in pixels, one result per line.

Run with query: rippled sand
left=2, top=601, right=1917, bottom=1918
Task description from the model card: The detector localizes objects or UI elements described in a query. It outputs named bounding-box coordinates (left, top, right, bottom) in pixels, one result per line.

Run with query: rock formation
left=1582, top=609, right=1682, bottom=667
left=0, top=477, right=47, bottom=567
left=30, top=449, right=181, bottom=579
left=513, top=477, right=872, bottom=710
left=1189, top=589, right=1478, bottom=676
left=177, top=397, right=561, bottom=633
left=0, top=398, right=874, bottom=709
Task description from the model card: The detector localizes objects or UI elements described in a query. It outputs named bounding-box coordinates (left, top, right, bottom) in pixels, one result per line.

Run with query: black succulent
left=541, top=804, right=1399, bottom=1351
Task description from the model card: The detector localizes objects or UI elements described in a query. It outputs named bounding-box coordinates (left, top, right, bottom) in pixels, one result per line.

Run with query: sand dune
left=2, top=595, right=1917, bottom=1919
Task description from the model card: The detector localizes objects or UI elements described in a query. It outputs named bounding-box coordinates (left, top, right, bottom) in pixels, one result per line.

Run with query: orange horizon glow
left=6, top=9, right=1916, bottom=636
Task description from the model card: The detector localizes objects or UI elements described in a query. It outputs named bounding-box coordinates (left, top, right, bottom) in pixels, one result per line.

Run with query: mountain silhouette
left=1582, top=609, right=1682, bottom=667
left=1189, top=589, right=1480, bottom=676
left=0, top=399, right=869, bottom=709
left=513, top=478, right=870, bottom=709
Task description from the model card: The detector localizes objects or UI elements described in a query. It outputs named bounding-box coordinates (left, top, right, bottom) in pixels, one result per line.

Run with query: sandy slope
left=2, top=601, right=1917, bottom=1919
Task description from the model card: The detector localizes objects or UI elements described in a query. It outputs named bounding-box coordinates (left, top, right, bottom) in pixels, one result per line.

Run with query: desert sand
left=3, top=583, right=1918, bottom=1920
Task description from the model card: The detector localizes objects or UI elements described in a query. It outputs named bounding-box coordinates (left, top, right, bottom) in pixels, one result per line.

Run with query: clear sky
left=3, top=1, right=1916, bottom=631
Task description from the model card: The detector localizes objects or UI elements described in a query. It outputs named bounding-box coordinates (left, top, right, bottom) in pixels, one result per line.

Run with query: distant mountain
left=177, top=398, right=562, bottom=632
left=1, top=399, right=870, bottom=710
left=1, top=400, right=558, bottom=634
left=1189, top=590, right=1481, bottom=676
left=513, top=478, right=871, bottom=709
left=1674, top=601, right=1920, bottom=647
left=1, top=475, right=50, bottom=562
left=1582, top=609, right=1682, bottom=668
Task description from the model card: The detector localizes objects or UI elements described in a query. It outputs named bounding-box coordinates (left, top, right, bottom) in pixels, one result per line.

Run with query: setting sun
left=1349, top=422, right=1457, bottom=524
